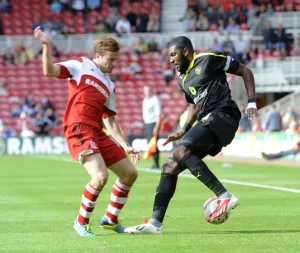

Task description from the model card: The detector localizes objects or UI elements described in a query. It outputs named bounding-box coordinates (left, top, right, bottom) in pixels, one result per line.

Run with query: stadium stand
left=0, top=0, right=300, bottom=137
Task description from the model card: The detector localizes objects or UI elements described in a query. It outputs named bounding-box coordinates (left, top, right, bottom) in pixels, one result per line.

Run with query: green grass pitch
left=1, top=154, right=300, bottom=253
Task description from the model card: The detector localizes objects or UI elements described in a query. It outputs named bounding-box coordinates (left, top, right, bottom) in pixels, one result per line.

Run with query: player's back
left=178, top=52, right=240, bottom=119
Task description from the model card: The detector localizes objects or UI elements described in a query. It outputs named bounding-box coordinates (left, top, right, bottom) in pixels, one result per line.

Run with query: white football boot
left=210, top=194, right=240, bottom=222
left=125, top=223, right=162, bottom=234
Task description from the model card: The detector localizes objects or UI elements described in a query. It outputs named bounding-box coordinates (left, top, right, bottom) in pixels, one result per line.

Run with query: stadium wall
left=0, top=134, right=298, bottom=160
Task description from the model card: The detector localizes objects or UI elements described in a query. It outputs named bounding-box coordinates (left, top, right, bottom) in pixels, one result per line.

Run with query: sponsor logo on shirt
left=85, top=78, right=108, bottom=98
left=193, top=88, right=207, bottom=104
left=89, top=140, right=98, bottom=150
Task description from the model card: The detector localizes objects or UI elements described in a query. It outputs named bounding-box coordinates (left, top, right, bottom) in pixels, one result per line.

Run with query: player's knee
left=162, top=158, right=181, bottom=175
left=127, top=169, right=138, bottom=183
left=91, top=171, right=109, bottom=189
left=121, top=168, right=138, bottom=185
left=173, top=145, right=191, bottom=164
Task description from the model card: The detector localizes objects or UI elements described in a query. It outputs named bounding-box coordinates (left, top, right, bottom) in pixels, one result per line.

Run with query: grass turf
left=1, top=155, right=300, bottom=253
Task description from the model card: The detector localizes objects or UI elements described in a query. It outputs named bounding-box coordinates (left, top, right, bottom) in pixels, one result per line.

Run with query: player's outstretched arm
left=103, top=116, right=139, bottom=164
left=235, top=63, right=258, bottom=120
left=163, top=104, right=198, bottom=146
left=33, top=26, right=60, bottom=77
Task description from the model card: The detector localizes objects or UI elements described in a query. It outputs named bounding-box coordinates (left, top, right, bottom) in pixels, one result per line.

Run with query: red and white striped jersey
left=56, top=57, right=116, bottom=130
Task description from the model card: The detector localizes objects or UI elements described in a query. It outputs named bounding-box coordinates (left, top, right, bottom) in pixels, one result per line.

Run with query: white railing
left=0, top=32, right=262, bottom=54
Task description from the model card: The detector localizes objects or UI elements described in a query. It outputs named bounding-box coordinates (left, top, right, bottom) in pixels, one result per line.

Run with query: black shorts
left=178, top=108, right=241, bottom=157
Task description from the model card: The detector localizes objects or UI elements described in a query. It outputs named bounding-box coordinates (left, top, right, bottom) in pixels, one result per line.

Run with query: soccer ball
left=202, top=197, right=230, bottom=225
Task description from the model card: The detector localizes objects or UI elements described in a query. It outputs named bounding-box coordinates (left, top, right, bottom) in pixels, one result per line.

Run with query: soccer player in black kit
left=125, top=36, right=258, bottom=234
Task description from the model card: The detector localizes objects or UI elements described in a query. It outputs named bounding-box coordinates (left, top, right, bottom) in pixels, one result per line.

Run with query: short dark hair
left=167, top=36, right=194, bottom=51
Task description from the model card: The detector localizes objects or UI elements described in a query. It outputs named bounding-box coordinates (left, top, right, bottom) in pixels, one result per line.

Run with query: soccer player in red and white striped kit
left=34, top=26, right=139, bottom=236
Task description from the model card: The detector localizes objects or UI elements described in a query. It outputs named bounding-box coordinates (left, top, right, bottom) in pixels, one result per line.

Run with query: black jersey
left=178, top=52, right=240, bottom=120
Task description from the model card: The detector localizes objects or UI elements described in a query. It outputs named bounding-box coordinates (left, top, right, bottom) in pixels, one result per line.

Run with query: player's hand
left=34, top=26, right=50, bottom=45
left=245, top=102, right=258, bottom=120
left=124, top=146, right=140, bottom=164
left=246, top=107, right=258, bottom=120
left=162, top=130, right=186, bottom=147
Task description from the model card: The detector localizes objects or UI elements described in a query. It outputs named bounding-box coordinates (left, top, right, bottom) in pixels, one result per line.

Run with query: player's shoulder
left=195, top=51, right=227, bottom=60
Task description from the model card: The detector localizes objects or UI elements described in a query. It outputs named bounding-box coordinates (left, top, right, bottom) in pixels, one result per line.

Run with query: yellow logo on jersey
left=195, top=66, right=202, bottom=75
left=189, top=86, right=197, bottom=95
left=196, top=172, right=201, bottom=178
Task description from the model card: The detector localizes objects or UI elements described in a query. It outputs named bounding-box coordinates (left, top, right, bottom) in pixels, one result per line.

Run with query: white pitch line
left=36, top=155, right=300, bottom=194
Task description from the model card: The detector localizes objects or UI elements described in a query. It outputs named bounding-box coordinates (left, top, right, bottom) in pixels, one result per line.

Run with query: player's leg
left=173, top=124, right=227, bottom=196
left=125, top=157, right=181, bottom=234
left=66, top=123, right=108, bottom=236
left=262, top=149, right=298, bottom=160
left=98, top=136, right=137, bottom=233
left=172, top=123, right=239, bottom=221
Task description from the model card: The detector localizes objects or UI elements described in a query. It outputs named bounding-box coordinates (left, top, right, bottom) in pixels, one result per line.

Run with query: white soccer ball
left=203, top=197, right=230, bottom=225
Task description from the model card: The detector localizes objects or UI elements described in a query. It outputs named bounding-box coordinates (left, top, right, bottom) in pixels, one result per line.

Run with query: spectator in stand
left=216, top=6, right=226, bottom=22
left=206, top=6, right=217, bottom=25
left=183, top=8, right=197, bottom=32
left=11, top=104, right=22, bottom=118
left=40, top=96, right=54, bottom=111
left=218, top=19, right=225, bottom=35
left=275, top=24, right=288, bottom=58
left=285, top=2, right=294, bottom=11
left=138, top=7, right=149, bottom=33
left=87, top=0, right=101, bottom=11
left=282, top=106, right=298, bottom=129
left=0, top=77, right=8, bottom=96
left=263, top=21, right=275, bottom=51
left=44, top=108, right=58, bottom=127
left=197, top=0, right=208, bottom=12
left=0, top=124, right=16, bottom=138
left=3, top=48, right=15, bottom=65
left=294, top=38, right=300, bottom=56
left=226, top=17, right=240, bottom=32
left=107, top=8, right=121, bottom=32
left=147, top=8, right=160, bottom=32
left=263, top=104, right=282, bottom=132
left=50, top=0, right=63, bottom=14
left=222, top=35, right=237, bottom=58
left=127, top=10, right=137, bottom=31
left=133, top=37, right=148, bottom=55
left=162, top=59, right=174, bottom=87
left=32, top=112, right=50, bottom=136
left=60, top=0, right=71, bottom=11
left=115, top=16, right=131, bottom=37
left=246, top=3, right=257, bottom=19
left=71, top=0, right=86, bottom=15
left=20, top=123, right=35, bottom=137
left=0, top=0, right=10, bottom=12
left=109, top=0, right=120, bottom=8
left=147, top=37, right=159, bottom=52
left=32, top=16, right=44, bottom=30
left=14, top=41, right=28, bottom=65
left=234, top=33, right=247, bottom=59
left=211, top=38, right=222, bottom=52
left=196, top=13, right=209, bottom=31
left=93, top=15, right=110, bottom=33
left=266, top=3, right=274, bottom=15
left=247, top=13, right=258, bottom=29
left=239, top=49, right=251, bottom=65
